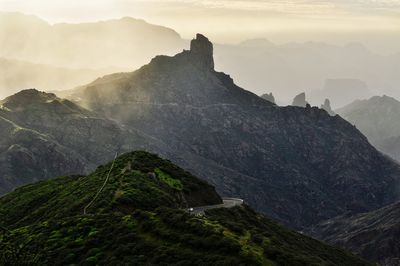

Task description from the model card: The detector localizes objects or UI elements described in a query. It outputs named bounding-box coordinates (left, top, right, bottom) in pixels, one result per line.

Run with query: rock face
left=69, top=34, right=400, bottom=229
left=292, top=92, right=307, bottom=107
left=337, top=95, right=400, bottom=161
left=190, top=34, right=214, bottom=70
left=321, top=98, right=335, bottom=116
left=260, top=92, right=276, bottom=104
left=308, top=202, right=400, bottom=266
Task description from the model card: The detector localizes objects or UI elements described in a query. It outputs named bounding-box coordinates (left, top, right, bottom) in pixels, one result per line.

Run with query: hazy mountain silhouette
left=214, top=42, right=400, bottom=104
left=64, top=34, right=400, bottom=229
left=337, top=95, right=400, bottom=161
left=0, top=57, right=119, bottom=98
left=1, top=12, right=400, bottom=104
left=0, top=12, right=184, bottom=69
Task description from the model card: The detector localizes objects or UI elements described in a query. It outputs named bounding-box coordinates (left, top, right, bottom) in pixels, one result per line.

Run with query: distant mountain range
left=0, top=151, right=371, bottom=265
left=1, top=12, right=399, bottom=104
left=308, top=79, right=372, bottom=108
left=337, top=95, right=400, bottom=162
left=214, top=41, right=400, bottom=104
left=0, top=12, right=184, bottom=69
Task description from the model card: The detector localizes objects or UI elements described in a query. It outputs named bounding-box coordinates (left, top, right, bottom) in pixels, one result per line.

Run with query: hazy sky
left=1, top=0, right=400, bottom=52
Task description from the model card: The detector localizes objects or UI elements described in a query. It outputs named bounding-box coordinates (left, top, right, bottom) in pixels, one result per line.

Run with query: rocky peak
left=189, top=33, right=214, bottom=70
left=260, top=92, right=276, bottom=104
left=321, top=98, right=335, bottom=116
left=292, top=92, right=308, bottom=107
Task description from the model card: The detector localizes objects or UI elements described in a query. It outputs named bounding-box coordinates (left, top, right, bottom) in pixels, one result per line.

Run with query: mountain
left=308, top=201, right=400, bottom=266
left=65, top=34, right=400, bottom=229
left=0, top=57, right=117, bottom=98
left=0, top=89, right=171, bottom=195
left=0, top=12, right=184, bottom=69
left=0, top=151, right=371, bottom=265
left=337, top=95, right=400, bottom=161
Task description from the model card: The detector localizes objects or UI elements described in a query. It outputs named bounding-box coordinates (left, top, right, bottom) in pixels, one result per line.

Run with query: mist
left=1, top=1, right=399, bottom=106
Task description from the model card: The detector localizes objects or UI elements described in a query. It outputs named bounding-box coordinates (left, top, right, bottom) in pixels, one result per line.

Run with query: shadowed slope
left=70, top=34, right=400, bottom=229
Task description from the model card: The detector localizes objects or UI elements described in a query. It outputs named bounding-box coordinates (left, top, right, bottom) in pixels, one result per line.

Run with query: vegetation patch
left=0, top=151, right=371, bottom=265
left=155, top=168, right=183, bottom=191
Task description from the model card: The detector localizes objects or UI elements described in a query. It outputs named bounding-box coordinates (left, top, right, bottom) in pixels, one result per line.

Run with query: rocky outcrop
left=292, top=92, right=307, bottom=107
left=321, top=98, right=335, bottom=115
left=189, top=34, right=214, bottom=70
left=260, top=92, right=276, bottom=104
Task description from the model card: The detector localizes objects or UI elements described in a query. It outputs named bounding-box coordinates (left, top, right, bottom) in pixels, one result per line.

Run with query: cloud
left=1, top=0, right=398, bottom=45
left=129, top=0, right=400, bottom=15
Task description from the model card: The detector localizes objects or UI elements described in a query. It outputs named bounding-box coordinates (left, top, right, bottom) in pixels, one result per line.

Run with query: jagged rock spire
left=260, top=92, right=276, bottom=104
left=190, top=33, right=214, bottom=70
left=292, top=92, right=308, bottom=107
left=321, top=98, right=335, bottom=116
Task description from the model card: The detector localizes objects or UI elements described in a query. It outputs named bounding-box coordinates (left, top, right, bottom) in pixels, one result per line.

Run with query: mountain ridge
left=1, top=34, right=399, bottom=230
left=67, top=34, right=400, bottom=229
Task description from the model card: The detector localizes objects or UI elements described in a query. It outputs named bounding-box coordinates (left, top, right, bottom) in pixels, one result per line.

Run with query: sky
left=0, top=0, right=399, bottom=52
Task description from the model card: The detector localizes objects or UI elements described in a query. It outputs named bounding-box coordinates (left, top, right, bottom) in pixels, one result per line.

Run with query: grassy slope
left=0, top=151, right=371, bottom=266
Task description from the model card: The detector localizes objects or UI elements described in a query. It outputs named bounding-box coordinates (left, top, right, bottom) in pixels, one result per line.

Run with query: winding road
left=189, top=197, right=244, bottom=215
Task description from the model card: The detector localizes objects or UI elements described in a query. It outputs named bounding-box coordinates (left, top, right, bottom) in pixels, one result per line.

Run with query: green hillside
left=0, top=151, right=370, bottom=265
